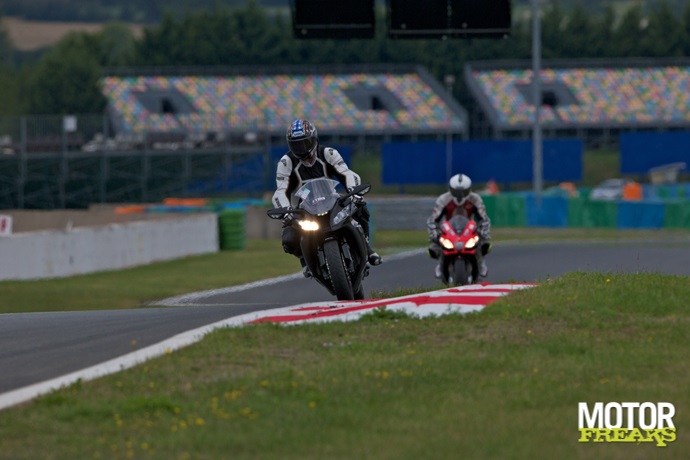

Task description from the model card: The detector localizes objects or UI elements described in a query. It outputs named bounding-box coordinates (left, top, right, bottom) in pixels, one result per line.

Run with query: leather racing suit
left=426, top=191, right=492, bottom=260
left=272, top=144, right=373, bottom=258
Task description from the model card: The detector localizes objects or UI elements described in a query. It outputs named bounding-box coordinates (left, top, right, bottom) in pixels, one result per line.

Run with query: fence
left=365, top=190, right=690, bottom=231
left=0, top=148, right=267, bottom=210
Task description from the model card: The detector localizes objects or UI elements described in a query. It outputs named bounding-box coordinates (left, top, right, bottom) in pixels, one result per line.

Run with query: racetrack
left=1, top=239, right=689, bottom=401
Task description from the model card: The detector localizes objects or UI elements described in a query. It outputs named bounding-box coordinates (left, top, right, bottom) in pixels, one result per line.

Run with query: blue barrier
left=621, top=131, right=690, bottom=174
left=525, top=195, right=569, bottom=227
left=381, top=141, right=447, bottom=184
left=382, top=139, right=583, bottom=185
left=616, top=201, right=666, bottom=229
left=642, top=183, right=690, bottom=200
left=187, top=153, right=266, bottom=194
left=491, top=192, right=687, bottom=229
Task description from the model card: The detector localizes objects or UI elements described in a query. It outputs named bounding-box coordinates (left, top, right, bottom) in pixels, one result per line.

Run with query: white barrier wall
left=0, top=214, right=219, bottom=280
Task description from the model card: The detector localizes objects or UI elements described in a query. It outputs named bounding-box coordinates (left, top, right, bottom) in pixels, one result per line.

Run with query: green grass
left=1, top=227, right=688, bottom=314
left=582, top=147, right=621, bottom=187
left=0, top=271, right=688, bottom=459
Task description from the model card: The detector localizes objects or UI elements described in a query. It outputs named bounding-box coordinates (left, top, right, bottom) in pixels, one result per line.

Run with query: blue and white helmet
left=286, top=119, right=318, bottom=162
left=449, top=173, right=472, bottom=204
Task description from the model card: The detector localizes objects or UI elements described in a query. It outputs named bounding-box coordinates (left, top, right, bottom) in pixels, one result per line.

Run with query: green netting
left=482, top=194, right=526, bottom=227
left=568, top=198, right=617, bottom=228
left=567, top=197, right=586, bottom=227
left=664, top=201, right=690, bottom=228
left=217, top=209, right=246, bottom=250
left=482, top=195, right=496, bottom=223
left=657, top=186, right=671, bottom=199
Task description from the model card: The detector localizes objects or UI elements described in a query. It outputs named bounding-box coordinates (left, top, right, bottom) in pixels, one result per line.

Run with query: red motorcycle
left=437, top=215, right=481, bottom=286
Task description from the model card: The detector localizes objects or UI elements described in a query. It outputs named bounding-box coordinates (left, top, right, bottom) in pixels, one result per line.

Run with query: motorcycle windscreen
left=449, top=215, right=471, bottom=233
left=295, top=178, right=341, bottom=215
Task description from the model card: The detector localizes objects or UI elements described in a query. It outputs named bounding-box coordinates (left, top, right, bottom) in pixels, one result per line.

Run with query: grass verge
left=0, top=272, right=688, bottom=459
left=1, top=228, right=688, bottom=314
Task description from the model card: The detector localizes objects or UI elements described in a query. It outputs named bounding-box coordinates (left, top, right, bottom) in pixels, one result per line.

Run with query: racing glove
left=282, top=207, right=296, bottom=227
left=348, top=187, right=364, bottom=205
left=427, top=223, right=441, bottom=243
left=477, top=220, right=491, bottom=241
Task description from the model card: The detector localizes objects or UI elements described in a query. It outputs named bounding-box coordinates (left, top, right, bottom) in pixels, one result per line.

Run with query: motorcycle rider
left=427, top=173, right=491, bottom=279
left=272, top=119, right=382, bottom=278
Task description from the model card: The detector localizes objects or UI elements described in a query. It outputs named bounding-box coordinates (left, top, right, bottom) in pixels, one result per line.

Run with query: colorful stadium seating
left=100, top=72, right=466, bottom=135
left=469, top=65, right=690, bottom=128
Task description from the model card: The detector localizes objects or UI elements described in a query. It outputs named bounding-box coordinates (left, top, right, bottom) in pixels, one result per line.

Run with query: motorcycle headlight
left=439, top=237, right=454, bottom=250
left=333, top=204, right=352, bottom=225
left=464, top=236, right=479, bottom=249
left=298, top=220, right=319, bottom=231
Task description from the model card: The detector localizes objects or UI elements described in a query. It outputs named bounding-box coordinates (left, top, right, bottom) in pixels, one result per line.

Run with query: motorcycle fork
left=340, top=243, right=355, bottom=274
left=317, top=245, right=329, bottom=281
left=317, top=238, right=354, bottom=275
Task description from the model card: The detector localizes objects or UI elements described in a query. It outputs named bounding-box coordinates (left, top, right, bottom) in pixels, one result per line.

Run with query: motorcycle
left=267, top=178, right=371, bottom=301
left=437, top=215, right=481, bottom=286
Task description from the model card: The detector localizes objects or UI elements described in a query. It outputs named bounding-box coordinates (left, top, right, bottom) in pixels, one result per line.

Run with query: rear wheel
left=323, top=239, right=354, bottom=300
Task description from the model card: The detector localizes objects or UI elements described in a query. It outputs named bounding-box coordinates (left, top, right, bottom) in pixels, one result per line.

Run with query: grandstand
left=7, top=60, right=690, bottom=209
left=100, top=64, right=468, bottom=149
left=465, top=58, right=690, bottom=145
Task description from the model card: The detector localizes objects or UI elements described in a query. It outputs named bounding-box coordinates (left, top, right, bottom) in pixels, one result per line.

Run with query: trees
left=10, top=1, right=690, bottom=115
left=23, top=25, right=136, bottom=114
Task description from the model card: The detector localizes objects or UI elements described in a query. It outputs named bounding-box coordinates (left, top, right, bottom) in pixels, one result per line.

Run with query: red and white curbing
left=0, top=283, right=535, bottom=411
left=246, top=283, right=536, bottom=325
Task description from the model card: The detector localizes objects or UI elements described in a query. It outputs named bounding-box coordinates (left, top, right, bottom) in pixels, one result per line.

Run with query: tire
left=323, top=239, right=354, bottom=300
left=453, top=258, right=473, bottom=286
left=354, top=285, right=365, bottom=300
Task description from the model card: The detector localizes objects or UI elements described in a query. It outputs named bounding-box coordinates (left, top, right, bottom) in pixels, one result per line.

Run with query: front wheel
left=444, top=257, right=473, bottom=286
left=453, top=258, right=473, bottom=286
left=323, top=239, right=354, bottom=300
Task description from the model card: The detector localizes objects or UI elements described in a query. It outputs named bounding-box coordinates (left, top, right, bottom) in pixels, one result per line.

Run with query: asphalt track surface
left=2, top=239, right=690, bottom=396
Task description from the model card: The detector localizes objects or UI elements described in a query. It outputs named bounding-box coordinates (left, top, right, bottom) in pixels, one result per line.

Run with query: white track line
left=0, top=248, right=520, bottom=411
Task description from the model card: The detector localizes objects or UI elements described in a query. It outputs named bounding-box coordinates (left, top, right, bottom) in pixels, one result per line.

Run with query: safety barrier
left=0, top=215, right=219, bottom=280
left=481, top=190, right=690, bottom=229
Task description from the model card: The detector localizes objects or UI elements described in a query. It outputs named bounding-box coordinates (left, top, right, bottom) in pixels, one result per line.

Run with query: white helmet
left=449, top=174, right=472, bottom=203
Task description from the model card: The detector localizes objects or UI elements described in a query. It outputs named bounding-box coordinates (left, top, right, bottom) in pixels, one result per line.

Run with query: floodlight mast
left=532, top=0, right=543, bottom=204
left=444, top=73, right=455, bottom=180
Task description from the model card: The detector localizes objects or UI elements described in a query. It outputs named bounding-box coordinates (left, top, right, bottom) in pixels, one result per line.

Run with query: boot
left=365, top=239, right=382, bottom=266
left=479, top=259, right=488, bottom=277
left=299, top=257, right=312, bottom=278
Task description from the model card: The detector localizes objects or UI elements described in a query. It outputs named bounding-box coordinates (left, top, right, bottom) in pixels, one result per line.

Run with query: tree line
left=0, top=0, right=689, bottom=117
left=0, top=0, right=686, bottom=23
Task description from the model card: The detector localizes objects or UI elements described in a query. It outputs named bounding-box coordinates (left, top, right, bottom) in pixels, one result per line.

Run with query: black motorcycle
left=267, top=178, right=371, bottom=301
